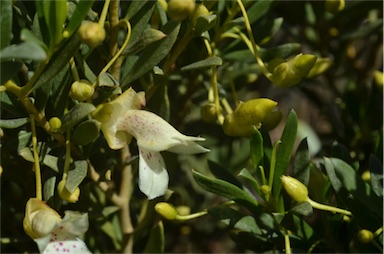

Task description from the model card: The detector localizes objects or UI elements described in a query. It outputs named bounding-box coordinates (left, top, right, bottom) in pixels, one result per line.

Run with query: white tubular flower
left=94, top=88, right=209, bottom=199
left=23, top=198, right=91, bottom=254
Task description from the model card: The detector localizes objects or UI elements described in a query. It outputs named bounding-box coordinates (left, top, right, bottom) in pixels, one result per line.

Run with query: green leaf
left=250, top=127, right=263, bottom=169
left=61, top=103, right=95, bottom=130
left=0, top=42, right=47, bottom=62
left=143, top=221, right=165, bottom=253
left=66, top=160, right=87, bottom=193
left=194, top=14, right=217, bottom=36
left=43, top=176, right=57, bottom=202
left=207, top=160, right=243, bottom=188
left=121, top=20, right=180, bottom=86
left=253, top=17, right=283, bottom=45
left=181, top=56, right=222, bottom=71
left=223, top=43, right=301, bottom=63
left=0, top=0, right=12, bottom=50
left=248, top=0, right=275, bottom=24
left=72, top=119, right=101, bottom=145
left=42, top=0, right=67, bottom=47
left=20, top=29, right=48, bottom=52
left=272, top=110, right=298, bottom=201
left=208, top=206, right=262, bottom=234
left=324, top=157, right=383, bottom=219
left=289, top=201, right=313, bottom=216
left=369, top=154, right=383, bottom=197
left=193, top=170, right=260, bottom=212
left=97, top=72, right=119, bottom=87
left=292, top=138, right=310, bottom=186
left=238, top=168, right=261, bottom=195
left=32, top=33, right=81, bottom=92
left=0, top=117, right=29, bottom=129
left=65, top=0, right=95, bottom=38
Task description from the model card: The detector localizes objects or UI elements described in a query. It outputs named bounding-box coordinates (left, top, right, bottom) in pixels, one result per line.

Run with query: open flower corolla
left=23, top=198, right=91, bottom=254
left=93, top=88, right=209, bottom=199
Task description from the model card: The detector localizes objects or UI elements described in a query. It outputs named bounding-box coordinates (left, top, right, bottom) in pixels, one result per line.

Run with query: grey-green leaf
left=181, top=56, right=222, bottom=71
left=121, top=20, right=180, bottom=86
left=0, top=117, right=29, bottom=129
left=66, top=160, right=88, bottom=193
left=0, top=0, right=13, bottom=50
left=61, top=103, right=95, bottom=130
left=0, top=42, right=47, bottom=62
left=193, top=170, right=259, bottom=212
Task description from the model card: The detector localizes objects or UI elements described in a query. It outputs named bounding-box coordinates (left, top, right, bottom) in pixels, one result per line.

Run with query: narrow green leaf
left=194, top=14, right=217, bottom=36
left=181, top=56, right=222, bottom=71
left=238, top=168, right=261, bottom=195
left=32, top=34, right=81, bottom=92
left=42, top=0, right=67, bottom=46
left=208, top=206, right=262, bottom=234
left=324, top=157, right=383, bottom=218
left=72, top=119, right=101, bottom=145
left=0, top=0, right=13, bottom=50
left=193, top=170, right=259, bottom=212
left=20, top=29, right=48, bottom=52
left=250, top=127, right=263, bottom=169
left=0, top=118, right=29, bottom=129
left=66, top=160, right=88, bottom=193
left=248, top=0, right=275, bottom=24
left=65, top=0, right=95, bottom=38
left=143, top=221, right=165, bottom=253
left=42, top=154, right=59, bottom=172
left=272, top=110, right=298, bottom=199
left=43, top=176, right=57, bottom=201
left=292, top=138, right=310, bottom=186
left=369, top=154, right=383, bottom=197
left=121, top=20, right=180, bottom=86
left=207, top=160, right=243, bottom=188
left=34, top=1, right=50, bottom=46
left=289, top=201, right=313, bottom=216
left=0, top=42, right=47, bottom=62
left=61, top=103, right=95, bottom=130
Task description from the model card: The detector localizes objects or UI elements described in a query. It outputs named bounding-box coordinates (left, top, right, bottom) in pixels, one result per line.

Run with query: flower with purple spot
left=93, top=87, right=209, bottom=199
left=23, top=198, right=91, bottom=253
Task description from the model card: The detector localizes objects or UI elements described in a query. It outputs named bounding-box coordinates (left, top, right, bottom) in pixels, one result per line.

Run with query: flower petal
left=119, top=110, right=209, bottom=153
left=35, top=227, right=91, bottom=254
left=96, top=88, right=145, bottom=150
left=138, top=148, right=169, bottom=199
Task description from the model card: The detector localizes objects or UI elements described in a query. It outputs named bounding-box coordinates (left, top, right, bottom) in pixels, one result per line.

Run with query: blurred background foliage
left=0, top=0, right=383, bottom=253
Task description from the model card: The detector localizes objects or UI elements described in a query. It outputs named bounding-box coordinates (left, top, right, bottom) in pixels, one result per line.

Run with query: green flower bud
left=281, top=175, right=309, bottom=203
left=260, top=185, right=271, bottom=195
left=361, top=170, right=371, bottom=182
left=201, top=103, right=218, bottom=122
left=155, top=202, right=178, bottom=220
left=78, top=21, right=106, bottom=48
left=325, top=0, right=345, bottom=14
left=271, top=61, right=302, bottom=87
left=191, top=4, right=209, bottom=27
left=49, top=117, right=62, bottom=133
left=167, top=0, right=196, bottom=21
left=306, top=57, right=333, bottom=79
left=57, top=180, right=80, bottom=203
left=70, top=80, right=95, bottom=102
left=291, top=53, right=317, bottom=78
left=223, top=98, right=278, bottom=137
left=357, top=229, right=374, bottom=244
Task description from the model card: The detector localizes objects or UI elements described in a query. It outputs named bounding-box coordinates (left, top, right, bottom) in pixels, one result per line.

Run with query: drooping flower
left=93, top=88, right=209, bottom=199
left=23, top=198, right=91, bottom=254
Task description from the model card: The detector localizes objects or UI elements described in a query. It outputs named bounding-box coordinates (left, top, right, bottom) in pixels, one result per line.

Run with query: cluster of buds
left=223, top=98, right=279, bottom=137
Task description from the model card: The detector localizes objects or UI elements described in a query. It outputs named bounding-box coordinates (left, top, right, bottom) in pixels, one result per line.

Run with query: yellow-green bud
left=223, top=98, right=278, bottom=137
left=361, top=170, right=371, bottom=182
left=23, top=198, right=62, bottom=239
left=191, top=4, right=209, bottom=27
left=271, top=61, right=302, bottom=87
left=306, top=57, right=333, bottom=79
left=291, top=54, right=317, bottom=78
left=176, top=205, right=191, bottom=216
left=57, top=180, right=80, bottom=203
left=374, top=71, right=383, bottom=87
left=201, top=103, right=218, bottom=122
left=70, top=80, right=94, bottom=101
left=167, top=0, right=196, bottom=21
left=49, top=117, right=62, bottom=132
left=281, top=176, right=309, bottom=203
left=325, top=0, right=345, bottom=14
left=260, top=185, right=271, bottom=195
left=357, top=229, right=374, bottom=244
left=155, top=202, right=178, bottom=220
left=78, top=21, right=106, bottom=48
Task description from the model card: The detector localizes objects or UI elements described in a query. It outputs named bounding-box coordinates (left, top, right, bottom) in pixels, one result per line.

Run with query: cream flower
left=93, top=88, right=209, bottom=199
left=23, top=198, right=91, bottom=254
